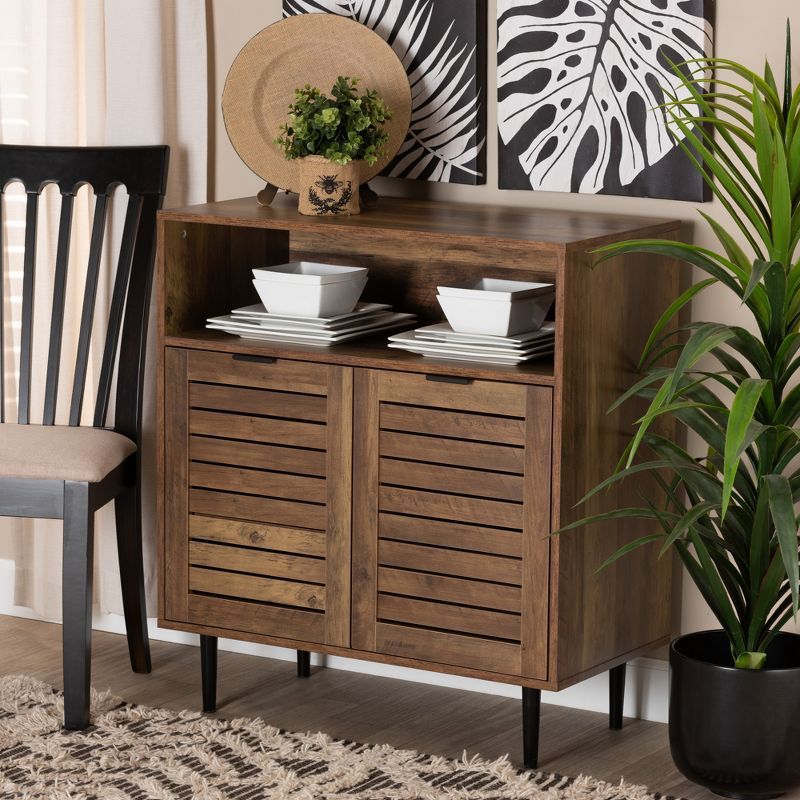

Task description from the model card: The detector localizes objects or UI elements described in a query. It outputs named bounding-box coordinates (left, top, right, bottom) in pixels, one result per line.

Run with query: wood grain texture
left=375, top=622, right=521, bottom=676
left=189, top=382, right=327, bottom=422
left=378, top=567, right=522, bottom=613
left=190, top=410, right=327, bottom=450
left=379, top=487, right=524, bottom=530
left=379, top=540, right=522, bottom=585
left=351, top=369, right=380, bottom=652
left=189, top=516, right=326, bottom=557
left=190, top=567, right=326, bottom=611
left=163, top=348, right=188, bottom=620
left=377, top=595, right=521, bottom=641
left=189, top=436, right=327, bottom=477
left=521, top=386, right=553, bottom=681
left=188, top=541, right=325, bottom=584
left=189, top=489, right=326, bottom=531
left=187, top=350, right=330, bottom=395
left=379, top=514, right=522, bottom=558
left=324, top=367, right=353, bottom=648
left=380, top=405, right=526, bottom=446
left=380, top=458, right=524, bottom=502
left=380, top=432, right=525, bottom=474
left=189, top=463, right=326, bottom=504
left=376, top=371, right=527, bottom=416
left=550, top=239, right=680, bottom=682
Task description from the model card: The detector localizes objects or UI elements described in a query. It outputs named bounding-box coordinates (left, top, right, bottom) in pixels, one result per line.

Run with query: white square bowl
left=437, top=278, right=554, bottom=301
left=253, top=261, right=368, bottom=284
left=252, top=261, right=368, bottom=317
left=437, top=287, right=555, bottom=336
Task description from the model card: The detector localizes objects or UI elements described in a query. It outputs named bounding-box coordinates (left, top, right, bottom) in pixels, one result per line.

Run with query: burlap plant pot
left=296, top=156, right=362, bottom=216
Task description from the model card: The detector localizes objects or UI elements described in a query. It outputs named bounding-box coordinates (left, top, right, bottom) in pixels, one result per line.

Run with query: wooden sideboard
left=156, top=195, right=681, bottom=768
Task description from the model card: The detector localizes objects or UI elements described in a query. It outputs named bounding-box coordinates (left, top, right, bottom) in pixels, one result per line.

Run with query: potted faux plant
left=275, top=76, right=392, bottom=217
left=563, top=29, right=800, bottom=799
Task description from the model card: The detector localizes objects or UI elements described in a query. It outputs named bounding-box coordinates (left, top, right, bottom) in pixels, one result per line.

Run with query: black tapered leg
left=200, top=635, right=218, bottom=713
left=522, top=687, right=541, bottom=770
left=297, top=650, right=311, bottom=678
left=609, top=662, right=627, bottom=730
left=62, top=481, right=94, bottom=730
left=114, top=480, right=151, bottom=674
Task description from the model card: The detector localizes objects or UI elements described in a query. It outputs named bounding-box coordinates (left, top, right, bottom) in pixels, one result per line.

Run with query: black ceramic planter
left=669, top=630, right=800, bottom=799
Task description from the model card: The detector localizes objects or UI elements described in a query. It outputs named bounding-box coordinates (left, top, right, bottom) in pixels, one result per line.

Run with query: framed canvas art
left=497, top=0, right=715, bottom=200
left=283, top=0, right=488, bottom=185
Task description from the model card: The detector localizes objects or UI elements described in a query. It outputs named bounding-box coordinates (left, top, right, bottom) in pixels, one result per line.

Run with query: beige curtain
left=0, top=0, right=207, bottom=619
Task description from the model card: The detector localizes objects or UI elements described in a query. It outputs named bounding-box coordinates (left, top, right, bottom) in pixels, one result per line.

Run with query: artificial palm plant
left=565, top=27, right=800, bottom=669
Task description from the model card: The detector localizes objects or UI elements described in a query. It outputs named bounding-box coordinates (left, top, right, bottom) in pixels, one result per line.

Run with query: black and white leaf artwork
left=283, top=0, right=487, bottom=185
left=497, top=0, right=714, bottom=200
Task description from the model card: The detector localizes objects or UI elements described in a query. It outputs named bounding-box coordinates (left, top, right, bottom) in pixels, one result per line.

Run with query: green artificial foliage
left=275, top=76, right=392, bottom=166
left=563, top=23, right=800, bottom=669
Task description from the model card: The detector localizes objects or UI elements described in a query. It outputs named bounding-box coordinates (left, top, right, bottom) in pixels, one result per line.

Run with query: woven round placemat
left=222, top=15, right=411, bottom=193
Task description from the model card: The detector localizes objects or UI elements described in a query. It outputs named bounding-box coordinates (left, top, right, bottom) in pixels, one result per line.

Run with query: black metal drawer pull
left=232, top=354, right=276, bottom=365
left=425, top=374, right=473, bottom=385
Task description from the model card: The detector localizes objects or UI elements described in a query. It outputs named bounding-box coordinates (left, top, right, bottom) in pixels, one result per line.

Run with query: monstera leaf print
left=283, top=0, right=487, bottom=184
left=497, top=0, right=714, bottom=197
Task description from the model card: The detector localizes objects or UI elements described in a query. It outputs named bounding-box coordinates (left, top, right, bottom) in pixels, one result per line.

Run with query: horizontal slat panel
left=188, top=594, right=325, bottom=643
left=377, top=372, right=527, bottom=416
left=379, top=540, right=522, bottom=585
left=379, top=567, right=521, bottom=613
left=380, top=404, right=525, bottom=446
left=380, top=431, right=524, bottom=474
left=378, top=594, right=520, bottom=641
left=189, top=516, right=326, bottom=557
left=380, top=458, right=523, bottom=502
left=379, top=513, right=522, bottom=558
left=380, top=487, right=524, bottom=529
left=190, top=541, right=325, bottom=583
left=190, top=382, right=327, bottom=422
left=191, top=567, right=325, bottom=610
left=190, top=410, right=326, bottom=450
left=190, top=463, right=326, bottom=504
left=187, top=350, right=330, bottom=395
left=190, top=435, right=327, bottom=476
left=191, top=489, right=326, bottom=530
left=375, top=622, right=521, bottom=675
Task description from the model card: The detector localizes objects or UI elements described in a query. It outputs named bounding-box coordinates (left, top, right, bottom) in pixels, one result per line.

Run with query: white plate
left=413, top=321, right=555, bottom=347
left=231, top=302, right=391, bottom=327
left=387, top=343, right=554, bottom=364
left=388, top=330, right=554, bottom=358
left=226, top=310, right=399, bottom=335
left=208, top=312, right=416, bottom=343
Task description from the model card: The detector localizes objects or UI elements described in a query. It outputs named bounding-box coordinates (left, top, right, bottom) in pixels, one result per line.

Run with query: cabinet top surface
left=159, top=194, right=680, bottom=248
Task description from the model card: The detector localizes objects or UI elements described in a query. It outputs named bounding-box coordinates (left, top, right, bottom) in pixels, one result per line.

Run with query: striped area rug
left=0, top=675, right=675, bottom=799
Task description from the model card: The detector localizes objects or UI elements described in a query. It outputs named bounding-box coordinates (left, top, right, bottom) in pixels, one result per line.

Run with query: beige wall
left=208, top=0, right=800, bottom=640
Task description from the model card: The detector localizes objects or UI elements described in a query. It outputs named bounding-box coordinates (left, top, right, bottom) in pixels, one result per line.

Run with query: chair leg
left=201, top=635, right=218, bottom=713
left=62, top=481, right=94, bottom=731
left=114, top=482, right=151, bottom=673
left=297, top=650, right=311, bottom=678
left=522, top=687, right=541, bottom=770
left=609, top=662, right=627, bottom=730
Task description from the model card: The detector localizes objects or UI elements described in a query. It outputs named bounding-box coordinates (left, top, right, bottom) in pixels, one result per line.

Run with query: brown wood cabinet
left=156, top=195, right=682, bottom=767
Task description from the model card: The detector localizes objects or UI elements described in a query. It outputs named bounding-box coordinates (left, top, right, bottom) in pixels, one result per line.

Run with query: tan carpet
left=0, top=675, right=678, bottom=799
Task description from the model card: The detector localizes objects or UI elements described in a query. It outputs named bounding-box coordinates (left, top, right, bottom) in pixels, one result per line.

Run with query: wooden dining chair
left=0, top=144, right=169, bottom=729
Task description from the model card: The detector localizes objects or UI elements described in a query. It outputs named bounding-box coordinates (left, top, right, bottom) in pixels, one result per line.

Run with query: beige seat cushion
left=0, top=424, right=136, bottom=483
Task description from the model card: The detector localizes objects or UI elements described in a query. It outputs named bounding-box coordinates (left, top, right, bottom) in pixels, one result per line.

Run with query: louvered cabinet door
left=163, top=348, right=352, bottom=648
left=352, top=371, right=552, bottom=681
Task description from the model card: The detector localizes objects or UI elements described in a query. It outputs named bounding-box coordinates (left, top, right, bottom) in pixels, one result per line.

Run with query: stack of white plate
left=207, top=302, right=416, bottom=347
left=388, top=321, right=555, bottom=364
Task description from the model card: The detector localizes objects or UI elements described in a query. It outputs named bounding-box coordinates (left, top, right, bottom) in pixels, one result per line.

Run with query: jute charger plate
left=222, top=15, right=412, bottom=194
